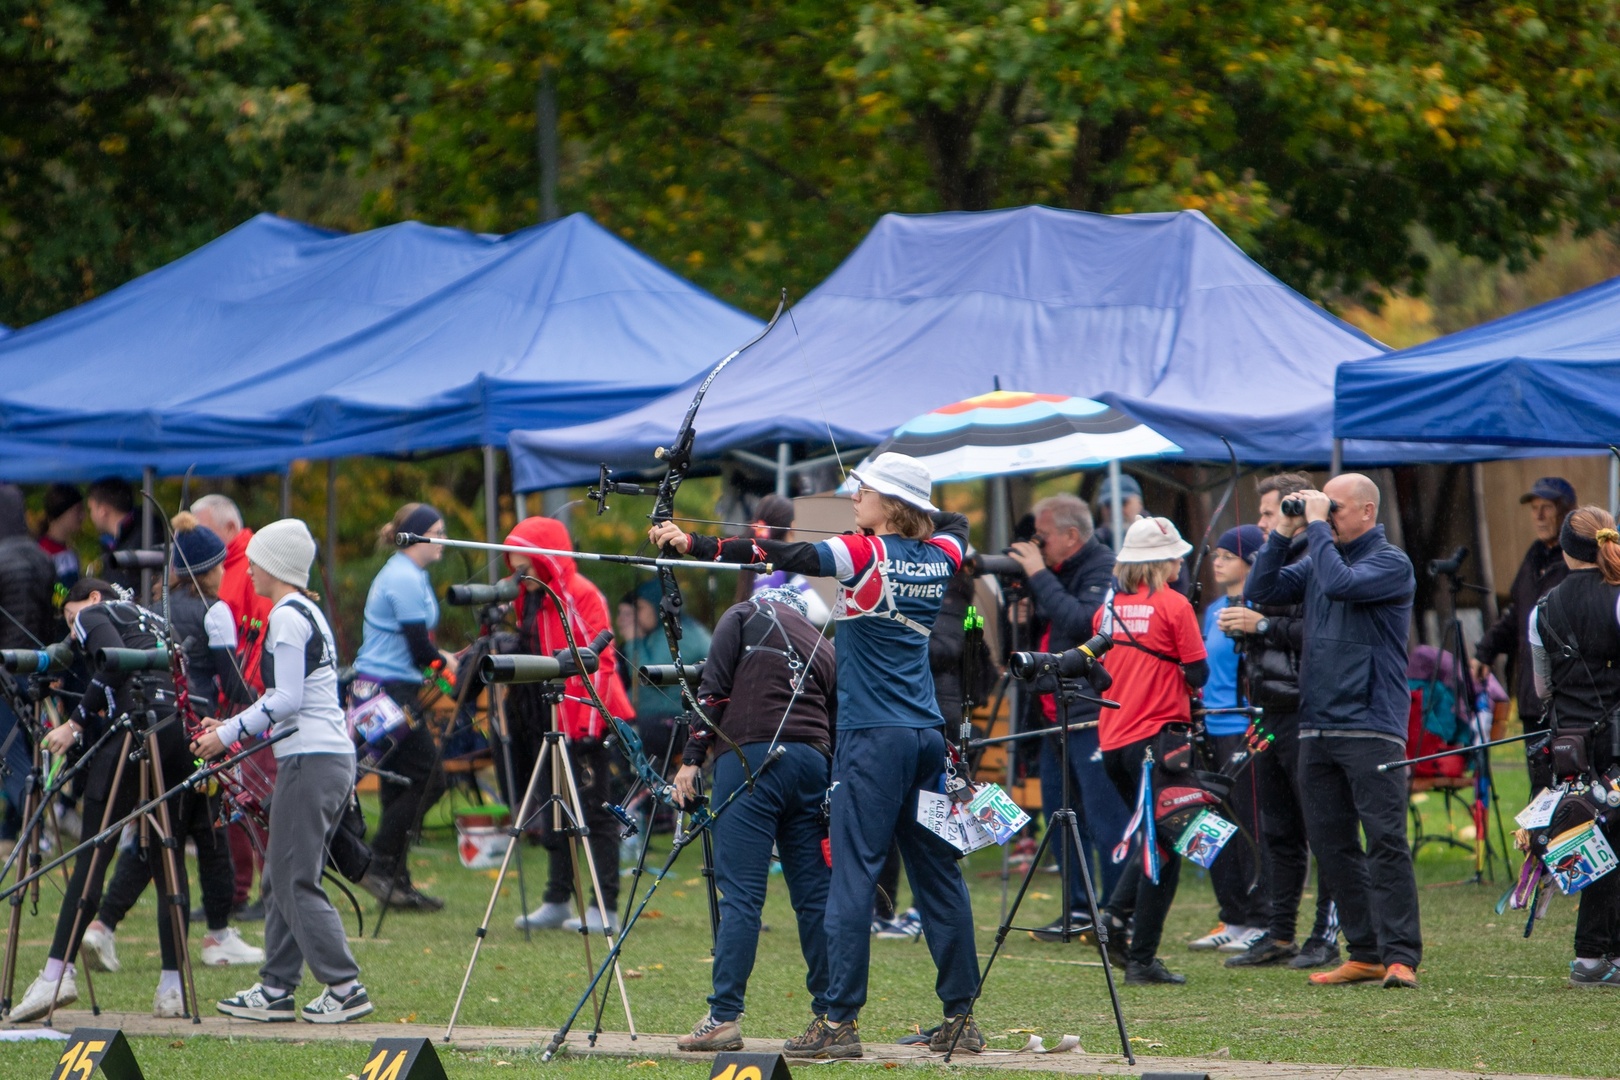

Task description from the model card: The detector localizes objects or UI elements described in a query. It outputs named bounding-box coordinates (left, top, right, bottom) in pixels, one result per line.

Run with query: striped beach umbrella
left=852, top=391, right=1180, bottom=483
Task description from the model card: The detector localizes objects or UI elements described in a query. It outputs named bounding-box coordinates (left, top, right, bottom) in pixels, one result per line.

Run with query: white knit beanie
left=247, top=518, right=317, bottom=589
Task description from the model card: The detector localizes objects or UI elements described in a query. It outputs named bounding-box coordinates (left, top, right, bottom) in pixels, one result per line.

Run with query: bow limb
left=1188, top=435, right=1239, bottom=611
left=648, top=290, right=788, bottom=787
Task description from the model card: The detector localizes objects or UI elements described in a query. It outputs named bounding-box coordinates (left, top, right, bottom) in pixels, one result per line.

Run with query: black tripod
left=1427, top=561, right=1514, bottom=884
left=945, top=684, right=1133, bottom=1064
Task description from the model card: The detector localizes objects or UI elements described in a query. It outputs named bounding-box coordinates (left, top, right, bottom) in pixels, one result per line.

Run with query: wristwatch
left=1254, top=617, right=1271, bottom=635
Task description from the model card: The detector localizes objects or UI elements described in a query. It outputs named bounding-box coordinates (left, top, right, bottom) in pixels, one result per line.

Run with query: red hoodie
left=218, top=528, right=275, bottom=692
left=505, top=517, right=635, bottom=740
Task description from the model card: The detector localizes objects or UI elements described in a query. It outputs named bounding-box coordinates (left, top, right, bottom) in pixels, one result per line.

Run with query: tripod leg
left=1, top=776, right=40, bottom=1012
left=555, top=739, right=636, bottom=1042
left=489, top=685, right=533, bottom=941
left=444, top=723, right=554, bottom=1042
left=145, top=744, right=200, bottom=1024
left=45, top=731, right=135, bottom=1027
left=1064, top=812, right=1133, bottom=1064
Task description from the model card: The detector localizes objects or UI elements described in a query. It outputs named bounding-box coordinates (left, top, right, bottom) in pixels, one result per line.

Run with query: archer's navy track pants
left=824, top=726, right=979, bottom=1022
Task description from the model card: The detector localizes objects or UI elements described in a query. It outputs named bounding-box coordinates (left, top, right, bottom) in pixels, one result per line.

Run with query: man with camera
left=1246, top=474, right=1420, bottom=989
left=1472, top=477, right=1575, bottom=736
left=1221, top=474, right=1340, bottom=969
left=1007, top=494, right=1129, bottom=939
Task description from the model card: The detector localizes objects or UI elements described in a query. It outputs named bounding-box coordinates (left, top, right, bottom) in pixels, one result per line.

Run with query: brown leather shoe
left=1309, top=960, right=1387, bottom=985
left=1383, top=962, right=1418, bottom=988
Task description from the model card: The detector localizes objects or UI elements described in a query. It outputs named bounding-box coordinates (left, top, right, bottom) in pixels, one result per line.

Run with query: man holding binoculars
left=1246, top=474, right=1422, bottom=990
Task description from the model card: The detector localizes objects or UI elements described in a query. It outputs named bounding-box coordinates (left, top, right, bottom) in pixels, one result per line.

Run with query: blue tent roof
left=1336, top=273, right=1620, bottom=447
left=0, top=213, right=760, bottom=480
left=511, top=206, right=1444, bottom=490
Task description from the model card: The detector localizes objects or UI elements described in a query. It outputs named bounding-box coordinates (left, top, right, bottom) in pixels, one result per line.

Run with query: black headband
left=399, top=504, right=443, bottom=545
left=1560, top=516, right=1600, bottom=564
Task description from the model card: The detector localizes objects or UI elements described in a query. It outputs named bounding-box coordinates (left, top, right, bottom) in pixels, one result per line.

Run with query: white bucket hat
left=1116, top=516, right=1193, bottom=564
left=849, top=452, right=937, bottom=512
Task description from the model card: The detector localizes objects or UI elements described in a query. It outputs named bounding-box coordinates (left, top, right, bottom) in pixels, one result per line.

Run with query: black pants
left=496, top=727, right=619, bottom=913
left=371, top=684, right=448, bottom=878
left=1298, top=733, right=1422, bottom=968
left=1572, top=726, right=1620, bottom=959
left=51, top=758, right=188, bottom=968
left=1255, top=717, right=1337, bottom=943
left=1208, top=732, right=1265, bottom=927
left=100, top=793, right=233, bottom=933
left=1102, top=735, right=1181, bottom=966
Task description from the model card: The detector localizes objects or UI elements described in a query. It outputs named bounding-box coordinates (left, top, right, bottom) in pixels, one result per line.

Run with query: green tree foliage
left=0, top=0, right=454, bottom=325
left=374, top=0, right=1620, bottom=310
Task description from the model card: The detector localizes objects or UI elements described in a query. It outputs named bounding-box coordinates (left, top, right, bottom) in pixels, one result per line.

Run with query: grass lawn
left=3, top=747, right=1616, bottom=1076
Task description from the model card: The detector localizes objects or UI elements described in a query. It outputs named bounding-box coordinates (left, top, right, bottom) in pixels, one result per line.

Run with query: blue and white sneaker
left=875, top=908, right=923, bottom=940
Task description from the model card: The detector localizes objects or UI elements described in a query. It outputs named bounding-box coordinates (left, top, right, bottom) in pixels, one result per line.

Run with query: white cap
left=246, top=518, right=317, bottom=589
left=1115, top=516, right=1193, bottom=564
left=849, top=452, right=936, bottom=512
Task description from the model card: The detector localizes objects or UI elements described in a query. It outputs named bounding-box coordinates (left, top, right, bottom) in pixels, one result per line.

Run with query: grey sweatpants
left=261, top=753, right=360, bottom=990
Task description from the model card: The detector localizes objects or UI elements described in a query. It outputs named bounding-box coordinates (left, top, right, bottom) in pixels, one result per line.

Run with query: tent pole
left=141, top=467, right=155, bottom=601
left=1470, top=463, right=1500, bottom=624
left=1610, top=453, right=1619, bottom=519
left=279, top=471, right=292, bottom=518
left=542, top=488, right=569, bottom=526
left=1108, top=459, right=1123, bottom=553
left=775, top=442, right=791, bottom=497
left=514, top=491, right=528, bottom=520
left=484, top=445, right=500, bottom=583
left=326, top=459, right=340, bottom=601
left=1330, top=438, right=1343, bottom=476
left=987, top=477, right=1010, bottom=553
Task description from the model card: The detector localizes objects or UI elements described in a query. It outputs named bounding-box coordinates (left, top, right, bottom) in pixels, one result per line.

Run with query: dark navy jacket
left=1025, top=535, right=1116, bottom=722
left=1246, top=521, right=1414, bottom=740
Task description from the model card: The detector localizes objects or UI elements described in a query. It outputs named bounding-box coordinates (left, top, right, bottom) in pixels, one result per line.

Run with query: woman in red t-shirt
left=1090, top=517, right=1208, bottom=986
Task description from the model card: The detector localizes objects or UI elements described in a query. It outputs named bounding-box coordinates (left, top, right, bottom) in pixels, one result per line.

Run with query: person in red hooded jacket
left=498, top=516, right=635, bottom=934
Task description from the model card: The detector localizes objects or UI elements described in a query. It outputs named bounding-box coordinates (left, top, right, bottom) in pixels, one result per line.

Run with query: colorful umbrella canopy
left=853, top=391, right=1180, bottom=484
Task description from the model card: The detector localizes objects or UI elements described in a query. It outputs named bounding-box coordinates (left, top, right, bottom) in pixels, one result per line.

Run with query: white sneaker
left=514, top=900, right=571, bottom=931
left=11, top=967, right=78, bottom=1023
left=301, top=983, right=373, bottom=1024
left=153, top=984, right=185, bottom=1018
left=562, top=906, right=620, bottom=935
left=202, top=926, right=265, bottom=967
left=217, top=983, right=296, bottom=1022
left=80, top=924, right=121, bottom=973
left=1189, top=923, right=1245, bottom=951
left=1219, top=925, right=1268, bottom=953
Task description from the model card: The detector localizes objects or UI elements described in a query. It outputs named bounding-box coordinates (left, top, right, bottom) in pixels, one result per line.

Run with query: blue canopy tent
left=511, top=205, right=1494, bottom=494
left=1336, top=274, right=1620, bottom=448
left=0, top=212, right=760, bottom=480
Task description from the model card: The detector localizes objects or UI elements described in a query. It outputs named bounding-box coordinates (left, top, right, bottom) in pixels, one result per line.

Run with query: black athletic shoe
left=1029, top=912, right=1095, bottom=943
left=1079, top=913, right=1130, bottom=968
left=1125, top=958, right=1187, bottom=985
left=929, top=1014, right=985, bottom=1054
left=1288, top=937, right=1341, bottom=970
left=783, top=1016, right=862, bottom=1059
left=1569, top=958, right=1620, bottom=988
left=233, top=899, right=266, bottom=923
left=1225, top=935, right=1300, bottom=968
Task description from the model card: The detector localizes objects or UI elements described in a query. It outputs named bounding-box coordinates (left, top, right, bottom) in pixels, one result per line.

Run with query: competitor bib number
left=1173, top=809, right=1239, bottom=869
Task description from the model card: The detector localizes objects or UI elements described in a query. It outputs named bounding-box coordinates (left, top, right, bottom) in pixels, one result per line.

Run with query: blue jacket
left=1246, top=522, right=1414, bottom=739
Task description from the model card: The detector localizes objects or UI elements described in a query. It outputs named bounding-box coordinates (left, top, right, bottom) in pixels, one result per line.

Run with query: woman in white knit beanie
left=192, top=519, right=373, bottom=1023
